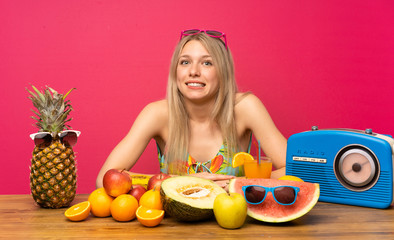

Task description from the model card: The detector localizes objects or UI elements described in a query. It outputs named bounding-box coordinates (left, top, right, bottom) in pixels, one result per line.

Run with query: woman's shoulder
left=135, top=99, right=168, bottom=136
left=138, top=99, right=169, bottom=123
left=235, top=92, right=268, bottom=123
left=145, top=99, right=168, bottom=107
left=235, top=92, right=262, bottom=108
left=143, top=99, right=168, bottom=114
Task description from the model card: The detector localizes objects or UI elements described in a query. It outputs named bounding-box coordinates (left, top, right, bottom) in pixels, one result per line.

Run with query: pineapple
left=27, top=86, right=78, bottom=208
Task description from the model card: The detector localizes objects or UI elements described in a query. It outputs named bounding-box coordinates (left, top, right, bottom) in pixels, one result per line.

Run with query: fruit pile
left=65, top=166, right=319, bottom=229
left=64, top=169, right=171, bottom=227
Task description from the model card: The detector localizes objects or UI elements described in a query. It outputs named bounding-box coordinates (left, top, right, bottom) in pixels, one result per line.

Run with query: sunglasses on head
left=30, top=130, right=81, bottom=148
left=180, top=29, right=228, bottom=50
left=242, top=185, right=300, bottom=205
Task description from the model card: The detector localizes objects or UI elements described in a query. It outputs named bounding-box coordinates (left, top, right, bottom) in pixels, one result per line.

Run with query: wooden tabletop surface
left=1, top=194, right=393, bottom=239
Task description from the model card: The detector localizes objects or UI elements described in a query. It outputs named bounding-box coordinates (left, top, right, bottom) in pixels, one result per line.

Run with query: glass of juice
left=244, top=157, right=272, bottom=178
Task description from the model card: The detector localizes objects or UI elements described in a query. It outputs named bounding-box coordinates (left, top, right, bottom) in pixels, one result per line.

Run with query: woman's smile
left=186, top=81, right=206, bottom=88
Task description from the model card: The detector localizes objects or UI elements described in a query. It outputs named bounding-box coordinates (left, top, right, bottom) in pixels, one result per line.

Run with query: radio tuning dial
left=312, top=126, right=319, bottom=131
left=365, top=129, right=373, bottom=134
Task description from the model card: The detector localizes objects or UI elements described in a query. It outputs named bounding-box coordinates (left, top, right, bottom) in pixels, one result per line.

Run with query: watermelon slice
left=228, top=178, right=320, bottom=223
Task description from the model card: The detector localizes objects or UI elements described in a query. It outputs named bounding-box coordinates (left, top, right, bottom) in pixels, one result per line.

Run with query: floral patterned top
left=157, top=135, right=252, bottom=176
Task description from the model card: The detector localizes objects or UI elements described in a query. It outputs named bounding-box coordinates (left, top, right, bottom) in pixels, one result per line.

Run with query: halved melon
left=229, top=178, right=320, bottom=223
left=160, top=176, right=226, bottom=221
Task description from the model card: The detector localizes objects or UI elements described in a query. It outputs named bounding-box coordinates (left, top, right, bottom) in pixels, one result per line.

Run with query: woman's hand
left=189, top=172, right=235, bottom=192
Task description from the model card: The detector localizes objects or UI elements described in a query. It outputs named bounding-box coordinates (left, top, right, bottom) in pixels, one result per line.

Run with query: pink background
left=1, top=0, right=393, bottom=194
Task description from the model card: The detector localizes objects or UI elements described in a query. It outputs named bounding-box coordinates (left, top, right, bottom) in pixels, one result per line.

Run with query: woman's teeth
left=187, top=82, right=205, bottom=87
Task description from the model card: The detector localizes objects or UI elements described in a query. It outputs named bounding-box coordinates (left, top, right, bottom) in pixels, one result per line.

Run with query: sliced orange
left=232, top=152, right=254, bottom=168
left=65, top=201, right=91, bottom=221
left=279, top=175, right=304, bottom=182
left=136, top=205, right=164, bottom=227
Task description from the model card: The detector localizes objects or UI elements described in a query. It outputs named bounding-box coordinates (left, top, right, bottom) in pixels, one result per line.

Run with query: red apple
left=103, top=169, right=133, bottom=197
left=147, top=173, right=171, bottom=191
left=128, top=184, right=147, bottom=202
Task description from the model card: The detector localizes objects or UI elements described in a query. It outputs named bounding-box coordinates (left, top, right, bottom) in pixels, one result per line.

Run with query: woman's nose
left=189, top=64, right=200, bottom=77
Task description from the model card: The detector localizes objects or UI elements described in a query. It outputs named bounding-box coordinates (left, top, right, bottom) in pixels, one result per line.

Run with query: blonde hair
left=165, top=33, right=238, bottom=174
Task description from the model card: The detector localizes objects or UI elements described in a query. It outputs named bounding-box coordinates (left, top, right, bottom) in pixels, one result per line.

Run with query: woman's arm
left=96, top=100, right=168, bottom=188
left=236, top=94, right=287, bottom=178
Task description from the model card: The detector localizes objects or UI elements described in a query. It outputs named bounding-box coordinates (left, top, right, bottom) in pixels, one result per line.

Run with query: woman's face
left=176, top=40, right=219, bottom=104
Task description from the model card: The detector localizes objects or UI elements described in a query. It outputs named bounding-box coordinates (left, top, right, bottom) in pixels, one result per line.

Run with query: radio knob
left=312, top=126, right=319, bottom=131
left=352, top=162, right=362, bottom=172
left=365, top=129, right=373, bottom=134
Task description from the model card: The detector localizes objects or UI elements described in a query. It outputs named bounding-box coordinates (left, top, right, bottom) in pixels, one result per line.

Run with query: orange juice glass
left=244, top=157, right=272, bottom=178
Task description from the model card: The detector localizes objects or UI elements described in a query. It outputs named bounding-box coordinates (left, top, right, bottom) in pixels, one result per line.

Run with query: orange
left=232, top=152, right=254, bottom=168
left=64, top=201, right=91, bottom=221
left=136, top=205, right=164, bottom=227
left=279, top=175, right=304, bottom=182
left=88, top=187, right=114, bottom=217
left=110, top=194, right=139, bottom=222
left=139, top=188, right=163, bottom=210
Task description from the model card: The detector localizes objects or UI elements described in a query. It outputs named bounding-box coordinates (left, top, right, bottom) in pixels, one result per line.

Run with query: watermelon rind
left=228, top=178, right=320, bottom=223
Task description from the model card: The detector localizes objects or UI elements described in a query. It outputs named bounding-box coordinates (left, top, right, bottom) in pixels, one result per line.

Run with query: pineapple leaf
left=47, top=86, right=58, bottom=94
left=63, top=88, right=76, bottom=100
left=31, top=85, right=45, bottom=102
left=26, top=89, right=38, bottom=101
left=30, top=109, right=41, bottom=119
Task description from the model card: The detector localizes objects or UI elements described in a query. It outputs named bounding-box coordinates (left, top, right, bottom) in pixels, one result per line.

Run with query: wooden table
left=1, top=195, right=393, bottom=239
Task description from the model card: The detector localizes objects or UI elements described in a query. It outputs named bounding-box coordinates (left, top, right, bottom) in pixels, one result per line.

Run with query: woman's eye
left=180, top=60, right=189, bottom=65
left=203, top=61, right=212, bottom=66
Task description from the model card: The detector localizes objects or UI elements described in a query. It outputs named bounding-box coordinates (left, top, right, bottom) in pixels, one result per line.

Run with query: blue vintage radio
left=286, top=127, right=394, bottom=209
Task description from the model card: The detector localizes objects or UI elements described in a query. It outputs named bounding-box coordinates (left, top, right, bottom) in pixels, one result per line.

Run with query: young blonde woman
left=96, top=29, right=287, bottom=189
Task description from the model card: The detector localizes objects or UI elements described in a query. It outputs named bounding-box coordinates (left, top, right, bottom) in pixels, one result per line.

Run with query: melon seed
left=180, top=187, right=211, bottom=198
